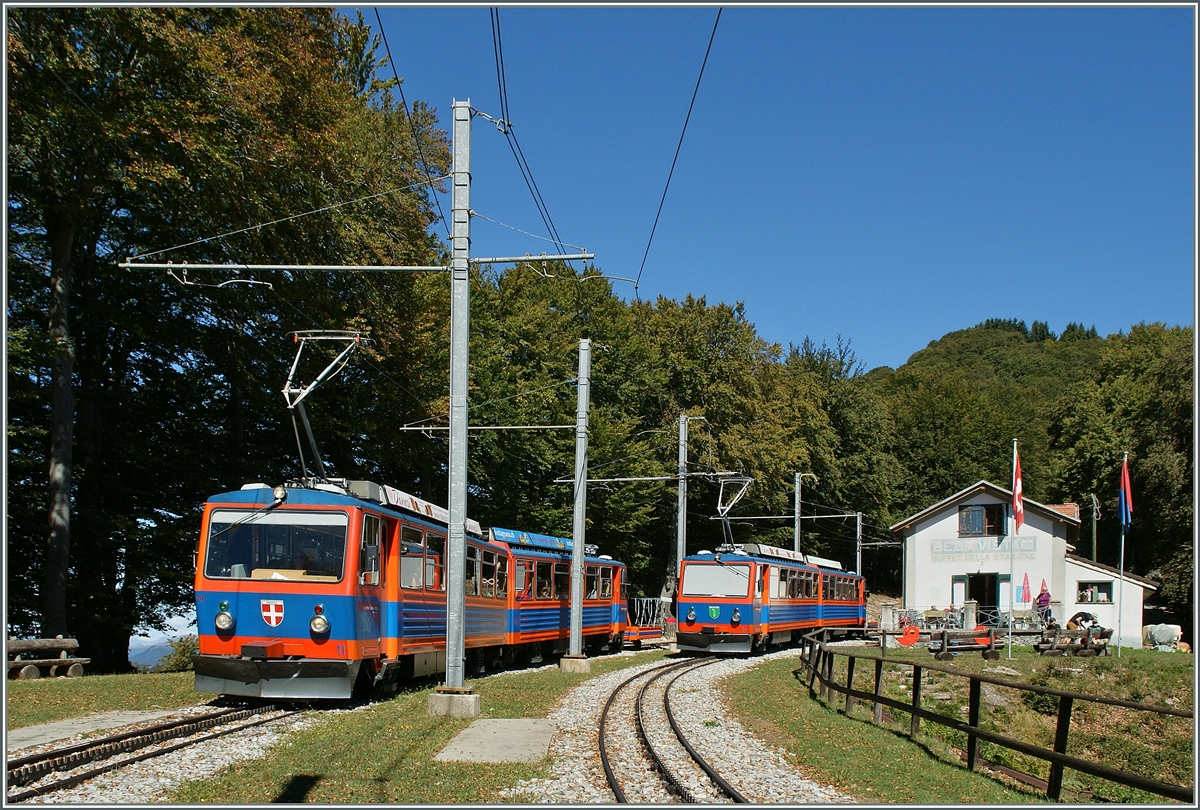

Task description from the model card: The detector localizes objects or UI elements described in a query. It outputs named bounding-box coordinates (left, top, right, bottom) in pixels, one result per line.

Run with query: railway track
left=599, top=656, right=749, bottom=803
left=6, top=704, right=302, bottom=803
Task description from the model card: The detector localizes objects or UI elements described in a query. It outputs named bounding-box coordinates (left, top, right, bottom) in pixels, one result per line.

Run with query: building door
left=967, top=574, right=998, bottom=611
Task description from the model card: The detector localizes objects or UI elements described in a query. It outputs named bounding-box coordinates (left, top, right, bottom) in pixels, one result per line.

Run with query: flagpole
left=1117, top=451, right=1127, bottom=658
left=1009, top=439, right=1016, bottom=659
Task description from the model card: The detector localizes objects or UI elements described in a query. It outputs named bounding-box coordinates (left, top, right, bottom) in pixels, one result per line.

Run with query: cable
left=374, top=7, right=452, bottom=243
left=128, top=178, right=447, bottom=262
left=489, top=8, right=572, bottom=265
left=633, top=8, right=722, bottom=298
left=470, top=210, right=585, bottom=252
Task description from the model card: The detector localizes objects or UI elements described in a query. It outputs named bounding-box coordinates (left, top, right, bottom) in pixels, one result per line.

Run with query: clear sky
left=354, top=5, right=1193, bottom=372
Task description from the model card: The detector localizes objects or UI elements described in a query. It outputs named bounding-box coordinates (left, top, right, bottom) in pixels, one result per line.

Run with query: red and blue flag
left=1118, top=455, right=1133, bottom=532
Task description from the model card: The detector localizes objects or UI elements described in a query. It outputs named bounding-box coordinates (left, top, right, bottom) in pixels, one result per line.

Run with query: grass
left=5, top=671, right=211, bottom=729
left=170, top=649, right=668, bottom=803
left=721, top=644, right=1193, bottom=804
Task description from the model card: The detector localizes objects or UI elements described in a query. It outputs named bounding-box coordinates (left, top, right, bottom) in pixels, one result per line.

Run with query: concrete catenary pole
left=794, top=472, right=801, bottom=553
left=568, top=339, right=591, bottom=657
left=856, top=511, right=863, bottom=575
left=444, top=99, right=471, bottom=690
left=676, top=413, right=688, bottom=581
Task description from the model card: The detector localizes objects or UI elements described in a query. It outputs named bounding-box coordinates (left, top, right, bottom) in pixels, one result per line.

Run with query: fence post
left=807, top=643, right=821, bottom=695
left=844, top=655, right=856, bottom=715
left=966, top=677, right=982, bottom=770
left=873, top=658, right=884, bottom=725
left=1047, top=695, right=1074, bottom=800
left=823, top=646, right=835, bottom=702
left=910, top=666, right=922, bottom=739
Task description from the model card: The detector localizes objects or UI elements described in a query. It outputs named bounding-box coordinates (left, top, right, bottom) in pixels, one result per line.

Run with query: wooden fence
left=797, top=630, right=1193, bottom=803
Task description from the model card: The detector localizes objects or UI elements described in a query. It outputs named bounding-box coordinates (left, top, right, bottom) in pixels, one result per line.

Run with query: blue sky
left=356, top=6, right=1193, bottom=372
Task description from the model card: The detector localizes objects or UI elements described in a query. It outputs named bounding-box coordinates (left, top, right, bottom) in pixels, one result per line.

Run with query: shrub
left=155, top=635, right=199, bottom=673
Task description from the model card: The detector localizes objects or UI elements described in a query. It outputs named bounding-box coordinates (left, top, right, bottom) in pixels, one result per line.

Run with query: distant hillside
left=129, top=641, right=174, bottom=670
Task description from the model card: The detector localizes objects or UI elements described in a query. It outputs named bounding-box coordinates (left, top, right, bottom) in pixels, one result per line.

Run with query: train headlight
left=309, top=613, right=330, bottom=635
left=215, top=611, right=235, bottom=632
left=731, top=608, right=741, bottom=625
left=686, top=607, right=696, bottom=623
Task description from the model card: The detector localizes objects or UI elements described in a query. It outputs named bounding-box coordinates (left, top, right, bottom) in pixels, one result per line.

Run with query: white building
left=890, top=480, right=1157, bottom=648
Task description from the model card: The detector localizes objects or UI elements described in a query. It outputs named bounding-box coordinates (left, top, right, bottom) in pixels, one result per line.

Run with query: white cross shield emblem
left=261, top=600, right=284, bottom=627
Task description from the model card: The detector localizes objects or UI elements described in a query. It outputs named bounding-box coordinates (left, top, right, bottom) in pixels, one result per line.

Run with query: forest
left=6, top=8, right=1193, bottom=671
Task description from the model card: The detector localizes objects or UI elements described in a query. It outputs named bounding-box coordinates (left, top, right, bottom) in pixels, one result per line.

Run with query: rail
left=795, top=629, right=1192, bottom=803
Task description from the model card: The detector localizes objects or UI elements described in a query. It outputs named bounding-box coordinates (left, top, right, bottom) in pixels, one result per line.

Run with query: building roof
left=1047, top=502, right=1080, bottom=520
left=889, top=480, right=1083, bottom=533
left=1066, top=553, right=1159, bottom=591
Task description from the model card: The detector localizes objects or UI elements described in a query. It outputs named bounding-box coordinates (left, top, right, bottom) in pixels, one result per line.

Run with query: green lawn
left=6, top=671, right=210, bottom=729
left=721, top=644, right=1193, bottom=804
left=171, top=650, right=669, bottom=803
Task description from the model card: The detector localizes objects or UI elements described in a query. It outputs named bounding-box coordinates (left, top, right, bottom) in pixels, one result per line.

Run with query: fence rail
left=796, top=629, right=1192, bottom=803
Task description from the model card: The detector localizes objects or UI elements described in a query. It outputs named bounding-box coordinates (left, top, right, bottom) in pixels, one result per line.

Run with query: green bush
left=155, top=635, right=199, bottom=673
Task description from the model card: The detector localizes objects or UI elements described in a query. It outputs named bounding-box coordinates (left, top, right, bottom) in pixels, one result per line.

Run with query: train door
left=357, top=513, right=384, bottom=662
left=753, top=563, right=766, bottom=627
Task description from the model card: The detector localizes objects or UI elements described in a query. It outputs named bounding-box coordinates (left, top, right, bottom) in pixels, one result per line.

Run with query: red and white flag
left=1012, top=444, right=1024, bottom=533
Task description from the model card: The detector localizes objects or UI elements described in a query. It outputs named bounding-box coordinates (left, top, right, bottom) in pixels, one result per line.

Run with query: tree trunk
left=43, top=218, right=77, bottom=638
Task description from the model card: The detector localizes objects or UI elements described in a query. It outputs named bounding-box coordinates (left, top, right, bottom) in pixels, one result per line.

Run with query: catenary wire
left=490, top=8, right=573, bottom=265
left=633, top=8, right=722, bottom=298
left=128, top=178, right=447, bottom=262
left=373, top=7, right=452, bottom=243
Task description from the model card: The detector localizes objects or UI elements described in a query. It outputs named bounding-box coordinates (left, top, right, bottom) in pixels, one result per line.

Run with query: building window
left=958, top=504, right=1006, bottom=536
left=1077, top=581, right=1112, bottom=603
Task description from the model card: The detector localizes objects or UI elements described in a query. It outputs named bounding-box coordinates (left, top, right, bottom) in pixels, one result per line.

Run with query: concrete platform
left=434, top=718, right=556, bottom=763
left=7, top=709, right=184, bottom=752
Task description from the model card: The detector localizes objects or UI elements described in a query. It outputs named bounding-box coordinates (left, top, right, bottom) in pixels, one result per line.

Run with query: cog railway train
left=192, top=479, right=629, bottom=700
left=675, top=542, right=867, bottom=653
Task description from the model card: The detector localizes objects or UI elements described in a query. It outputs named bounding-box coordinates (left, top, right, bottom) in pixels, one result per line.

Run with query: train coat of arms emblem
left=708, top=606, right=720, bottom=619
left=261, top=600, right=284, bottom=627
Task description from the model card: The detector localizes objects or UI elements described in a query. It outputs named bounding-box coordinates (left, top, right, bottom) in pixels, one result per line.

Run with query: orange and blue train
left=192, top=479, right=629, bottom=699
left=675, top=542, right=866, bottom=653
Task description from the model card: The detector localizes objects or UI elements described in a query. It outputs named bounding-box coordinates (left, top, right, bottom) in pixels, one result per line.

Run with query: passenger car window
left=401, top=526, right=424, bottom=589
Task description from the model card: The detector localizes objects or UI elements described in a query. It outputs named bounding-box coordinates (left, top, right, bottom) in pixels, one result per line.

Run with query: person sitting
left=290, top=551, right=310, bottom=570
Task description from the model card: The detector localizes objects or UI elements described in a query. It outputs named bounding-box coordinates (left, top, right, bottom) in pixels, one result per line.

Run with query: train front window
left=680, top=563, right=750, bottom=598
left=204, top=510, right=347, bottom=582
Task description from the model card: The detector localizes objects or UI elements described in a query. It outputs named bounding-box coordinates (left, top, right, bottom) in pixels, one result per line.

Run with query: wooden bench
left=6, top=637, right=90, bottom=679
left=1034, top=627, right=1112, bottom=657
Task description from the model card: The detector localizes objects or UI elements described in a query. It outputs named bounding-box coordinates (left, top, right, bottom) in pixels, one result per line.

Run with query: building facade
left=890, top=481, right=1156, bottom=648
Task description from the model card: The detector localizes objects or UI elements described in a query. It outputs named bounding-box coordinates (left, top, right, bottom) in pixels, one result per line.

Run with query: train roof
left=683, top=542, right=856, bottom=575
left=207, top=484, right=621, bottom=564
left=209, top=480, right=484, bottom=537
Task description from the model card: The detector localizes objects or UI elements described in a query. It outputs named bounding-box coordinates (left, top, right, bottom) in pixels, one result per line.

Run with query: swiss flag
left=261, top=600, right=284, bottom=627
left=1012, top=446, right=1024, bottom=533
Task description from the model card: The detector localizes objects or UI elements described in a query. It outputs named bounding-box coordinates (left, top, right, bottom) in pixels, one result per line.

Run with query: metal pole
left=1090, top=493, right=1100, bottom=562
left=794, top=472, right=801, bottom=552
left=1118, top=453, right=1127, bottom=657
left=675, top=413, right=688, bottom=584
left=1008, top=439, right=1016, bottom=659
left=568, top=339, right=591, bottom=656
left=444, top=99, right=471, bottom=689
left=856, top=512, right=863, bottom=575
